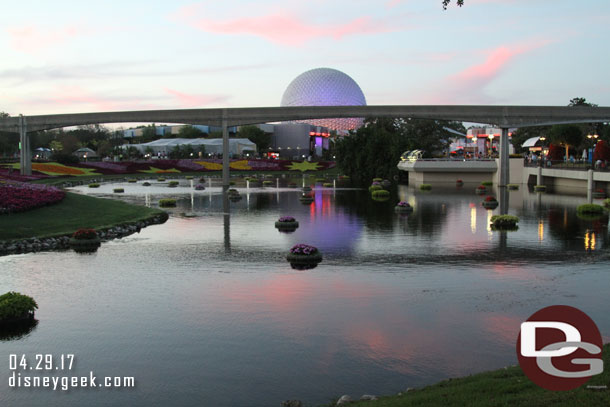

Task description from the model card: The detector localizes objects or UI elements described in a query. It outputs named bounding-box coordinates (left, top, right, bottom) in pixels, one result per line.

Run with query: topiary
left=159, top=199, right=177, bottom=208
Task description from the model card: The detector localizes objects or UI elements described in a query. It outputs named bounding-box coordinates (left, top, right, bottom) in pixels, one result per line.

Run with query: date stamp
left=8, top=354, right=135, bottom=391
left=10, top=354, right=75, bottom=371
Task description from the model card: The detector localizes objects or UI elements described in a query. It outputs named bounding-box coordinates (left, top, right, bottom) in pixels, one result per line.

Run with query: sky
left=1, top=0, right=609, bottom=118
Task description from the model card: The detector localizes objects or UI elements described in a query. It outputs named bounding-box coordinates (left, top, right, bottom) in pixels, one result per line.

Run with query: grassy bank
left=0, top=192, right=165, bottom=240
left=30, top=168, right=340, bottom=187
left=341, top=343, right=609, bottom=406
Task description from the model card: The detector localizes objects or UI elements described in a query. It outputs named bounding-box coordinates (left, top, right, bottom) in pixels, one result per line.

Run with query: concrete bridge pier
left=587, top=169, right=594, bottom=203
left=537, top=165, right=543, bottom=186
left=19, top=115, right=32, bottom=176
left=498, top=127, right=510, bottom=214
left=222, top=109, right=229, bottom=191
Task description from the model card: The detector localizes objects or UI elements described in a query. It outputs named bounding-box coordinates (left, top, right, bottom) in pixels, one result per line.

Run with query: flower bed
left=88, top=183, right=100, bottom=188
left=142, top=182, right=151, bottom=186
left=168, top=181, right=179, bottom=188
left=394, top=201, right=413, bottom=213
left=287, top=244, right=322, bottom=270
left=0, top=292, right=38, bottom=324
left=0, top=181, right=65, bottom=214
left=275, top=216, right=299, bottom=231
left=475, top=185, right=486, bottom=195
left=69, top=228, right=101, bottom=253
left=456, top=179, right=464, bottom=187
left=194, top=184, right=206, bottom=191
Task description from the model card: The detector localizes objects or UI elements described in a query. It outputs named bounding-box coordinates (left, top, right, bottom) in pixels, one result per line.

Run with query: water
left=1, top=182, right=609, bottom=406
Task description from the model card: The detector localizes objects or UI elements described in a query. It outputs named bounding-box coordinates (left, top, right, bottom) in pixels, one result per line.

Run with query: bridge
left=1, top=105, right=610, bottom=197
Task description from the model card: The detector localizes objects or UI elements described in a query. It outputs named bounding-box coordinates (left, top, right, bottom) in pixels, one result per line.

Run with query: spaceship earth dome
left=280, top=68, right=367, bottom=131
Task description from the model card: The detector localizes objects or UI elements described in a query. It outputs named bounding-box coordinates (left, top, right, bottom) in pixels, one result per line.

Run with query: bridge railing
left=524, top=159, right=610, bottom=172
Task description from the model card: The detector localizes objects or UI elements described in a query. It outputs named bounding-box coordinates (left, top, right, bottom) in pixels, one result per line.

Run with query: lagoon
left=1, top=183, right=609, bottom=406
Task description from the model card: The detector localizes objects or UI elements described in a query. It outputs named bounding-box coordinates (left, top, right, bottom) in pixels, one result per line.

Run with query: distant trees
left=442, top=0, right=463, bottom=9
left=549, top=124, right=583, bottom=159
left=237, top=125, right=271, bottom=153
left=335, top=117, right=464, bottom=184
left=178, top=125, right=204, bottom=139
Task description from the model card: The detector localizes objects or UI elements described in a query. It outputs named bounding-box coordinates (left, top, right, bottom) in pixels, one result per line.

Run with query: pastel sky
left=1, top=0, right=609, bottom=117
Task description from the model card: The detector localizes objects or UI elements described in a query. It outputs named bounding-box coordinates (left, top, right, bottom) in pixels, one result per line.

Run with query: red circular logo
left=516, top=305, right=603, bottom=391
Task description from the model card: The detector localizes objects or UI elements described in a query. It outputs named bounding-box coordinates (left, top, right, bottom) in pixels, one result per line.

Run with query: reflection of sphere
left=281, top=68, right=366, bottom=131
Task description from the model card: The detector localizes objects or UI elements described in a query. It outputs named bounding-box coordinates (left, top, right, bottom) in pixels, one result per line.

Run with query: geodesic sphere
left=280, top=67, right=367, bottom=131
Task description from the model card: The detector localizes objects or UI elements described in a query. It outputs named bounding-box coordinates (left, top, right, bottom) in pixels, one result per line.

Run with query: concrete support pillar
left=498, top=127, right=509, bottom=187
left=222, top=110, right=229, bottom=191
left=537, top=165, right=542, bottom=186
left=587, top=169, right=594, bottom=204
left=19, top=115, right=31, bottom=176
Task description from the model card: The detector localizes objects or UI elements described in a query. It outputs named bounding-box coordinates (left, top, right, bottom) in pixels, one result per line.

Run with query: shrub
left=50, top=152, right=79, bottom=165
left=159, top=199, right=177, bottom=208
left=142, top=182, right=151, bottom=186
left=128, top=179, right=137, bottom=183
left=185, top=176, right=193, bottom=180
left=194, top=184, right=205, bottom=190
left=315, top=178, right=326, bottom=183
left=157, top=178, right=166, bottom=182
left=484, top=196, right=497, bottom=202
left=113, top=188, right=124, bottom=193
left=72, top=228, right=98, bottom=240
left=481, top=181, right=493, bottom=186
left=168, top=181, right=179, bottom=187
left=490, top=215, right=519, bottom=229
left=604, top=198, right=610, bottom=208
left=369, top=184, right=384, bottom=193
left=229, top=181, right=236, bottom=186
left=88, top=183, right=100, bottom=188
left=420, top=184, right=432, bottom=190
left=534, top=185, right=546, bottom=192
left=263, top=181, right=273, bottom=186
left=372, top=178, right=383, bottom=182
left=0, top=292, right=38, bottom=322
left=323, top=183, right=333, bottom=187
left=577, top=204, right=605, bottom=215
left=372, top=189, right=390, bottom=198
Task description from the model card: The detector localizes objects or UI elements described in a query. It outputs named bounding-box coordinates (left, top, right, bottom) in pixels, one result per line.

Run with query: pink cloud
left=417, top=39, right=553, bottom=104
left=164, top=88, right=229, bottom=107
left=386, top=0, right=406, bottom=8
left=171, top=6, right=395, bottom=46
left=6, top=25, right=86, bottom=53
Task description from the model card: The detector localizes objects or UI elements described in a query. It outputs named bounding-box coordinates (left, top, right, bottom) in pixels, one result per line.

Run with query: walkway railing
left=524, top=160, right=610, bottom=172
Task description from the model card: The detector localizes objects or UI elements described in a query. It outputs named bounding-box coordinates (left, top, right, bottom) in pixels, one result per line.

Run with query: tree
left=178, top=125, right=204, bottom=139
left=49, top=140, right=63, bottom=152
left=442, top=0, right=463, bottom=9
left=510, top=126, right=551, bottom=154
left=141, top=124, right=158, bottom=143
left=568, top=97, right=597, bottom=107
left=549, top=124, right=583, bottom=159
left=237, top=125, right=270, bottom=153
left=548, top=143, right=563, bottom=161
left=593, top=140, right=610, bottom=162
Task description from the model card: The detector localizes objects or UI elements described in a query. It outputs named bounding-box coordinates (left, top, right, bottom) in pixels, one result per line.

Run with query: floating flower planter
left=299, top=194, right=314, bottom=204
left=0, top=292, right=38, bottom=326
left=592, top=189, right=606, bottom=199
left=534, top=185, right=546, bottom=192
left=419, top=184, right=432, bottom=191
left=88, top=183, right=100, bottom=188
left=159, top=198, right=177, bottom=208
left=229, top=194, right=242, bottom=202
left=69, top=228, right=101, bottom=253
left=157, top=178, right=166, bottom=182
left=287, top=244, right=322, bottom=270
left=185, top=176, right=193, bottom=180
left=394, top=201, right=413, bottom=213
left=168, top=181, right=179, bottom=188
left=128, top=179, right=137, bottom=183
left=275, top=216, right=299, bottom=232
left=475, top=185, right=487, bottom=195
left=490, top=215, right=519, bottom=231
left=315, top=178, right=326, bottom=183
left=323, top=183, right=333, bottom=188
left=263, top=181, right=274, bottom=186
left=372, top=178, right=383, bottom=183
left=381, top=179, right=391, bottom=188
left=142, top=182, right=151, bottom=186
left=456, top=179, right=463, bottom=187
left=481, top=181, right=493, bottom=187
left=302, top=186, right=312, bottom=192
left=482, top=196, right=498, bottom=209
left=194, top=184, right=206, bottom=191
left=507, top=184, right=519, bottom=190
left=113, top=188, right=124, bottom=193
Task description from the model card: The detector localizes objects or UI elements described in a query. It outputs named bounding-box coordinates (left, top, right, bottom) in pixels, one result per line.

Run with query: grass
left=343, top=344, right=610, bottom=407
left=0, top=192, right=164, bottom=241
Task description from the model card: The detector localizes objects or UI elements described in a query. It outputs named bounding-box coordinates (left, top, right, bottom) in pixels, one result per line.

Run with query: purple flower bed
left=278, top=216, right=296, bottom=222
left=0, top=181, right=65, bottom=214
left=397, top=201, right=410, bottom=207
left=289, top=244, right=318, bottom=256
left=194, top=184, right=206, bottom=190
left=371, top=181, right=381, bottom=186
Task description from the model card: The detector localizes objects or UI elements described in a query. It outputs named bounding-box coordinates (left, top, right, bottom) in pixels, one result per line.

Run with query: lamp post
left=587, top=134, right=599, bottom=166
left=488, top=134, right=494, bottom=157
left=472, top=136, right=478, bottom=158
